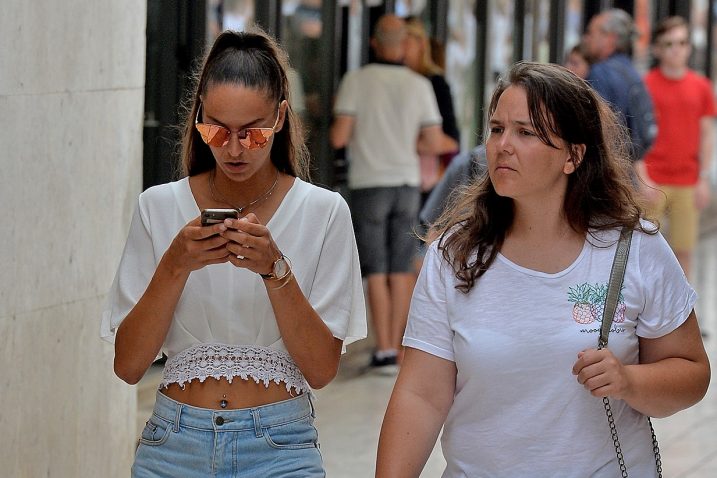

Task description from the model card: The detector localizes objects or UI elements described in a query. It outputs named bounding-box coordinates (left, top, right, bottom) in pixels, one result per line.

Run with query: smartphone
left=201, top=208, right=239, bottom=226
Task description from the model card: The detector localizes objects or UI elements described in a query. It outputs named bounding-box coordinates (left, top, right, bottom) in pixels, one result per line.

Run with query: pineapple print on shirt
left=567, top=282, right=626, bottom=331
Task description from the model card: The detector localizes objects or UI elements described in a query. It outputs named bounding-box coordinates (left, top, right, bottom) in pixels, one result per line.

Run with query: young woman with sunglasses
left=101, top=29, right=366, bottom=477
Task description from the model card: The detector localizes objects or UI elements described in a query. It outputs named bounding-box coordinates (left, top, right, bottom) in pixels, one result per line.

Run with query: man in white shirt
left=330, top=14, right=443, bottom=371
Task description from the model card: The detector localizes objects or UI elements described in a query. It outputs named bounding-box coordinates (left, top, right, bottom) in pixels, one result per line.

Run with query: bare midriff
left=161, top=377, right=299, bottom=410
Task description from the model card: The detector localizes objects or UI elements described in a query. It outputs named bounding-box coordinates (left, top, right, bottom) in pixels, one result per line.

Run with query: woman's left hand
left=220, top=213, right=282, bottom=276
left=572, top=348, right=632, bottom=400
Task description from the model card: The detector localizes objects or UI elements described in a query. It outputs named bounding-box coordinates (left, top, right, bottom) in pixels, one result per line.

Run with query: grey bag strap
left=598, top=227, right=633, bottom=349
left=597, top=227, right=662, bottom=478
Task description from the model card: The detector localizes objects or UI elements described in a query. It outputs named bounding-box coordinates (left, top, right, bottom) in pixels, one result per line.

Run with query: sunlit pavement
left=138, top=224, right=717, bottom=477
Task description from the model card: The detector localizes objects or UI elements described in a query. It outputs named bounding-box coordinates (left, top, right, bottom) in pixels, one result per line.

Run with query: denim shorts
left=132, top=390, right=324, bottom=477
left=350, top=185, right=420, bottom=276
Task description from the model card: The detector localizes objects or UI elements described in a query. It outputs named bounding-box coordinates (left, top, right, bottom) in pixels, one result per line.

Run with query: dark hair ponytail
left=179, top=28, right=309, bottom=180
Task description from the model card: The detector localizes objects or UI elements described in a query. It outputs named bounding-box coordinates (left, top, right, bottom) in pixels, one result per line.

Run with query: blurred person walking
left=642, top=16, right=715, bottom=280
left=102, top=28, right=366, bottom=477
left=418, top=145, right=487, bottom=231
left=583, top=9, right=656, bottom=167
left=404, top=16, right=461, bottom=201
left=330, top=14, right=443, bottom=373
left=377, top=62, right=710, bottom=477
left=564, top=43, right=591, bottom=79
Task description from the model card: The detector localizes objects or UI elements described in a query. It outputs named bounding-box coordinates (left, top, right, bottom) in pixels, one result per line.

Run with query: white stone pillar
left=0, top=1, right=146, bottom=476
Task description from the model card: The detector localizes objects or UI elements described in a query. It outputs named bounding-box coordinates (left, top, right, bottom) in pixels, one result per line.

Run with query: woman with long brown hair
left=102, top=28, right=365, bottom=477
left=377, top=62, right=709, bottom=477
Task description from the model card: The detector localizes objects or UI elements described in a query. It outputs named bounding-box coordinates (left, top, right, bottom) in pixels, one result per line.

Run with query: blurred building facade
left=0, top=1, right=146, bottom=476
left=144, top=0, right=717, bottom=195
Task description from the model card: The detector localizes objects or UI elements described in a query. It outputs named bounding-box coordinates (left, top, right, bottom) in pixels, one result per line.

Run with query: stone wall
left=0, top=1, right=146, bottom=476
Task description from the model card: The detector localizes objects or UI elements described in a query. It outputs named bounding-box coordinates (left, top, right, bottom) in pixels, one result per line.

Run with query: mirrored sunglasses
left=195, top=104, right=280, bottom=149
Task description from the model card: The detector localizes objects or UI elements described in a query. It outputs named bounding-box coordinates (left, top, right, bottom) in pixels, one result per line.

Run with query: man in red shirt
left=642, top=16, right=715, bottom=278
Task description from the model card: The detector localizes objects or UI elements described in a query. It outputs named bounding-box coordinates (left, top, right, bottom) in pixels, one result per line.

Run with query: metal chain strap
left=602, top=396, right=628, bottom=477
left=600, top=394, right=663, bottom=478
left=648, top=418, right=663, bottom=477
left=598, top=229, right=662, bottom=478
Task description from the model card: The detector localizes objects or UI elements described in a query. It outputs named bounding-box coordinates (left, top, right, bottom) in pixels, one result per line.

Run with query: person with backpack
left=583, top=9, right=657, bottom=166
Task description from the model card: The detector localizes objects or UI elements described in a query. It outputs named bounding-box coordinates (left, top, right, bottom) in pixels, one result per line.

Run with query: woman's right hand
left=162, top=217, right=232, bottom=274
left=114, top=217, right=233, bottom=385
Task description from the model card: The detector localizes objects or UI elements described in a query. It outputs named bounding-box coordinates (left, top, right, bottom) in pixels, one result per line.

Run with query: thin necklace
left=208, top=169, right=279, bottom=213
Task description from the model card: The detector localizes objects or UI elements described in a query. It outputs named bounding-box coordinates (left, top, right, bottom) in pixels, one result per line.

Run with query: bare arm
left=223, top=214, right=342, bottom=389
left=696, top=116, right=714, bottom=209
left=699, top=116, right=714, bottom=175
left=434, top=133, right=459, bottom=156
left=330, top=115, right=355, bottom=149
left=264, top=275, right=343, bottom=388
left=376, top=348, right=456, bottom=477
left=633, top=159, right=662, bottom=206
left=626, top=311, right=710, bottom=417
left=114, top=219, right=232, bottom=384
left=416, top=124, right=447, bottom=156
left=573, top=311, right=710, bottom=418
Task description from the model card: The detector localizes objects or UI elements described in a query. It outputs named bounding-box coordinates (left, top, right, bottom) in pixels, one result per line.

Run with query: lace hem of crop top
left=160, top=343, right=310, bottom=394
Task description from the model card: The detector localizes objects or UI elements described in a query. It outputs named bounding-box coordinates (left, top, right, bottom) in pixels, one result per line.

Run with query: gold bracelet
left=267, top=272, right=293, bottom=290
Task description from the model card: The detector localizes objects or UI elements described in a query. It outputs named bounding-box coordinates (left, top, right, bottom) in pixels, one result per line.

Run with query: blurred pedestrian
left=583, top=9, right=657, bottom=166
left=418, top=145, right=487, bottom=232
left=404, top=16, right=461, bottom=200
left=102, top=28, right=366, bottom=477
left=377, top=62, right=710, bottom=477
left=642, top=16, right=715, bottom=279
left=330, top=14, right=443, bottom=373
left=564, top=43, right=591, bottom=79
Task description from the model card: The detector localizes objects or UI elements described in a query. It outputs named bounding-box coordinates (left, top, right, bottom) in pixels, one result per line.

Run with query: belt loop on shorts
left=173, top=403, right=182, bottom=433
left=251, top=409, right=263, bottom=438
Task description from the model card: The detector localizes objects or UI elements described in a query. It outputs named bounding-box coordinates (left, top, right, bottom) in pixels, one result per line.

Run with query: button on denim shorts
left=132, top=390, right=324, bottom=477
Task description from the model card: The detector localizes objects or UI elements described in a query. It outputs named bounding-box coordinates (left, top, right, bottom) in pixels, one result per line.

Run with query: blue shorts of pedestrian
left=132, top=390, right=324, bottom=477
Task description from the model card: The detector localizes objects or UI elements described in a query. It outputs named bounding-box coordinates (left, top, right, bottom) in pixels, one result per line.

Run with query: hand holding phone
left=201, top=208, right=239, bottom=226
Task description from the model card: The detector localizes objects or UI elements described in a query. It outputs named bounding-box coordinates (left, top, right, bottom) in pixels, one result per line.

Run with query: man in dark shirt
left=583, top=9, right=657, bottom=171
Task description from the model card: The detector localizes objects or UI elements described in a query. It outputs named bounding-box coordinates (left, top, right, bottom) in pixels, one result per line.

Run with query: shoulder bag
left=598, top=227, right=662, bottom=477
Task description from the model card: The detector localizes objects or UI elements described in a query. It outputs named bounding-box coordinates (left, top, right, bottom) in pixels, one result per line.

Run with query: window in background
left=226, top=0, right=256, bottom=31
left=395, top=0, right=427, bottom=18
left=281, top=0, right=325, bottom=121
left=342, top=0, right=365, bottom=73
left=481, top=0, right=512, bottom=142
left=632, top=0, right=652, bottom=72
left=446, top=0, right=479, bottom=149
left=523, top=0, right=550, bottom=63
left=563, top=0, right=584, bottom=60
left=713, top=1, right=717, bottom=84
left=691, top=0, right=709, bottom=74
left=206, top=0, right=256, bottom=41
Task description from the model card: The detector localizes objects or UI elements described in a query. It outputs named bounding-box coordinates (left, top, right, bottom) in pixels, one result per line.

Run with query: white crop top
left=101, top=177, right=367, bottom=392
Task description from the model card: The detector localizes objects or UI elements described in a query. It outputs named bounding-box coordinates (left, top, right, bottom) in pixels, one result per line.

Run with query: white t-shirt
left=404, top=224, right=696, bottom=477
left=101, top=177, right=366, bottom=389
left=333, top=63, right=443, bottom=189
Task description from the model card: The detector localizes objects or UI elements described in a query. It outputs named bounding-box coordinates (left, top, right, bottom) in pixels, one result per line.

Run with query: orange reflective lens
left=195, top=105, right=279, bottom=149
